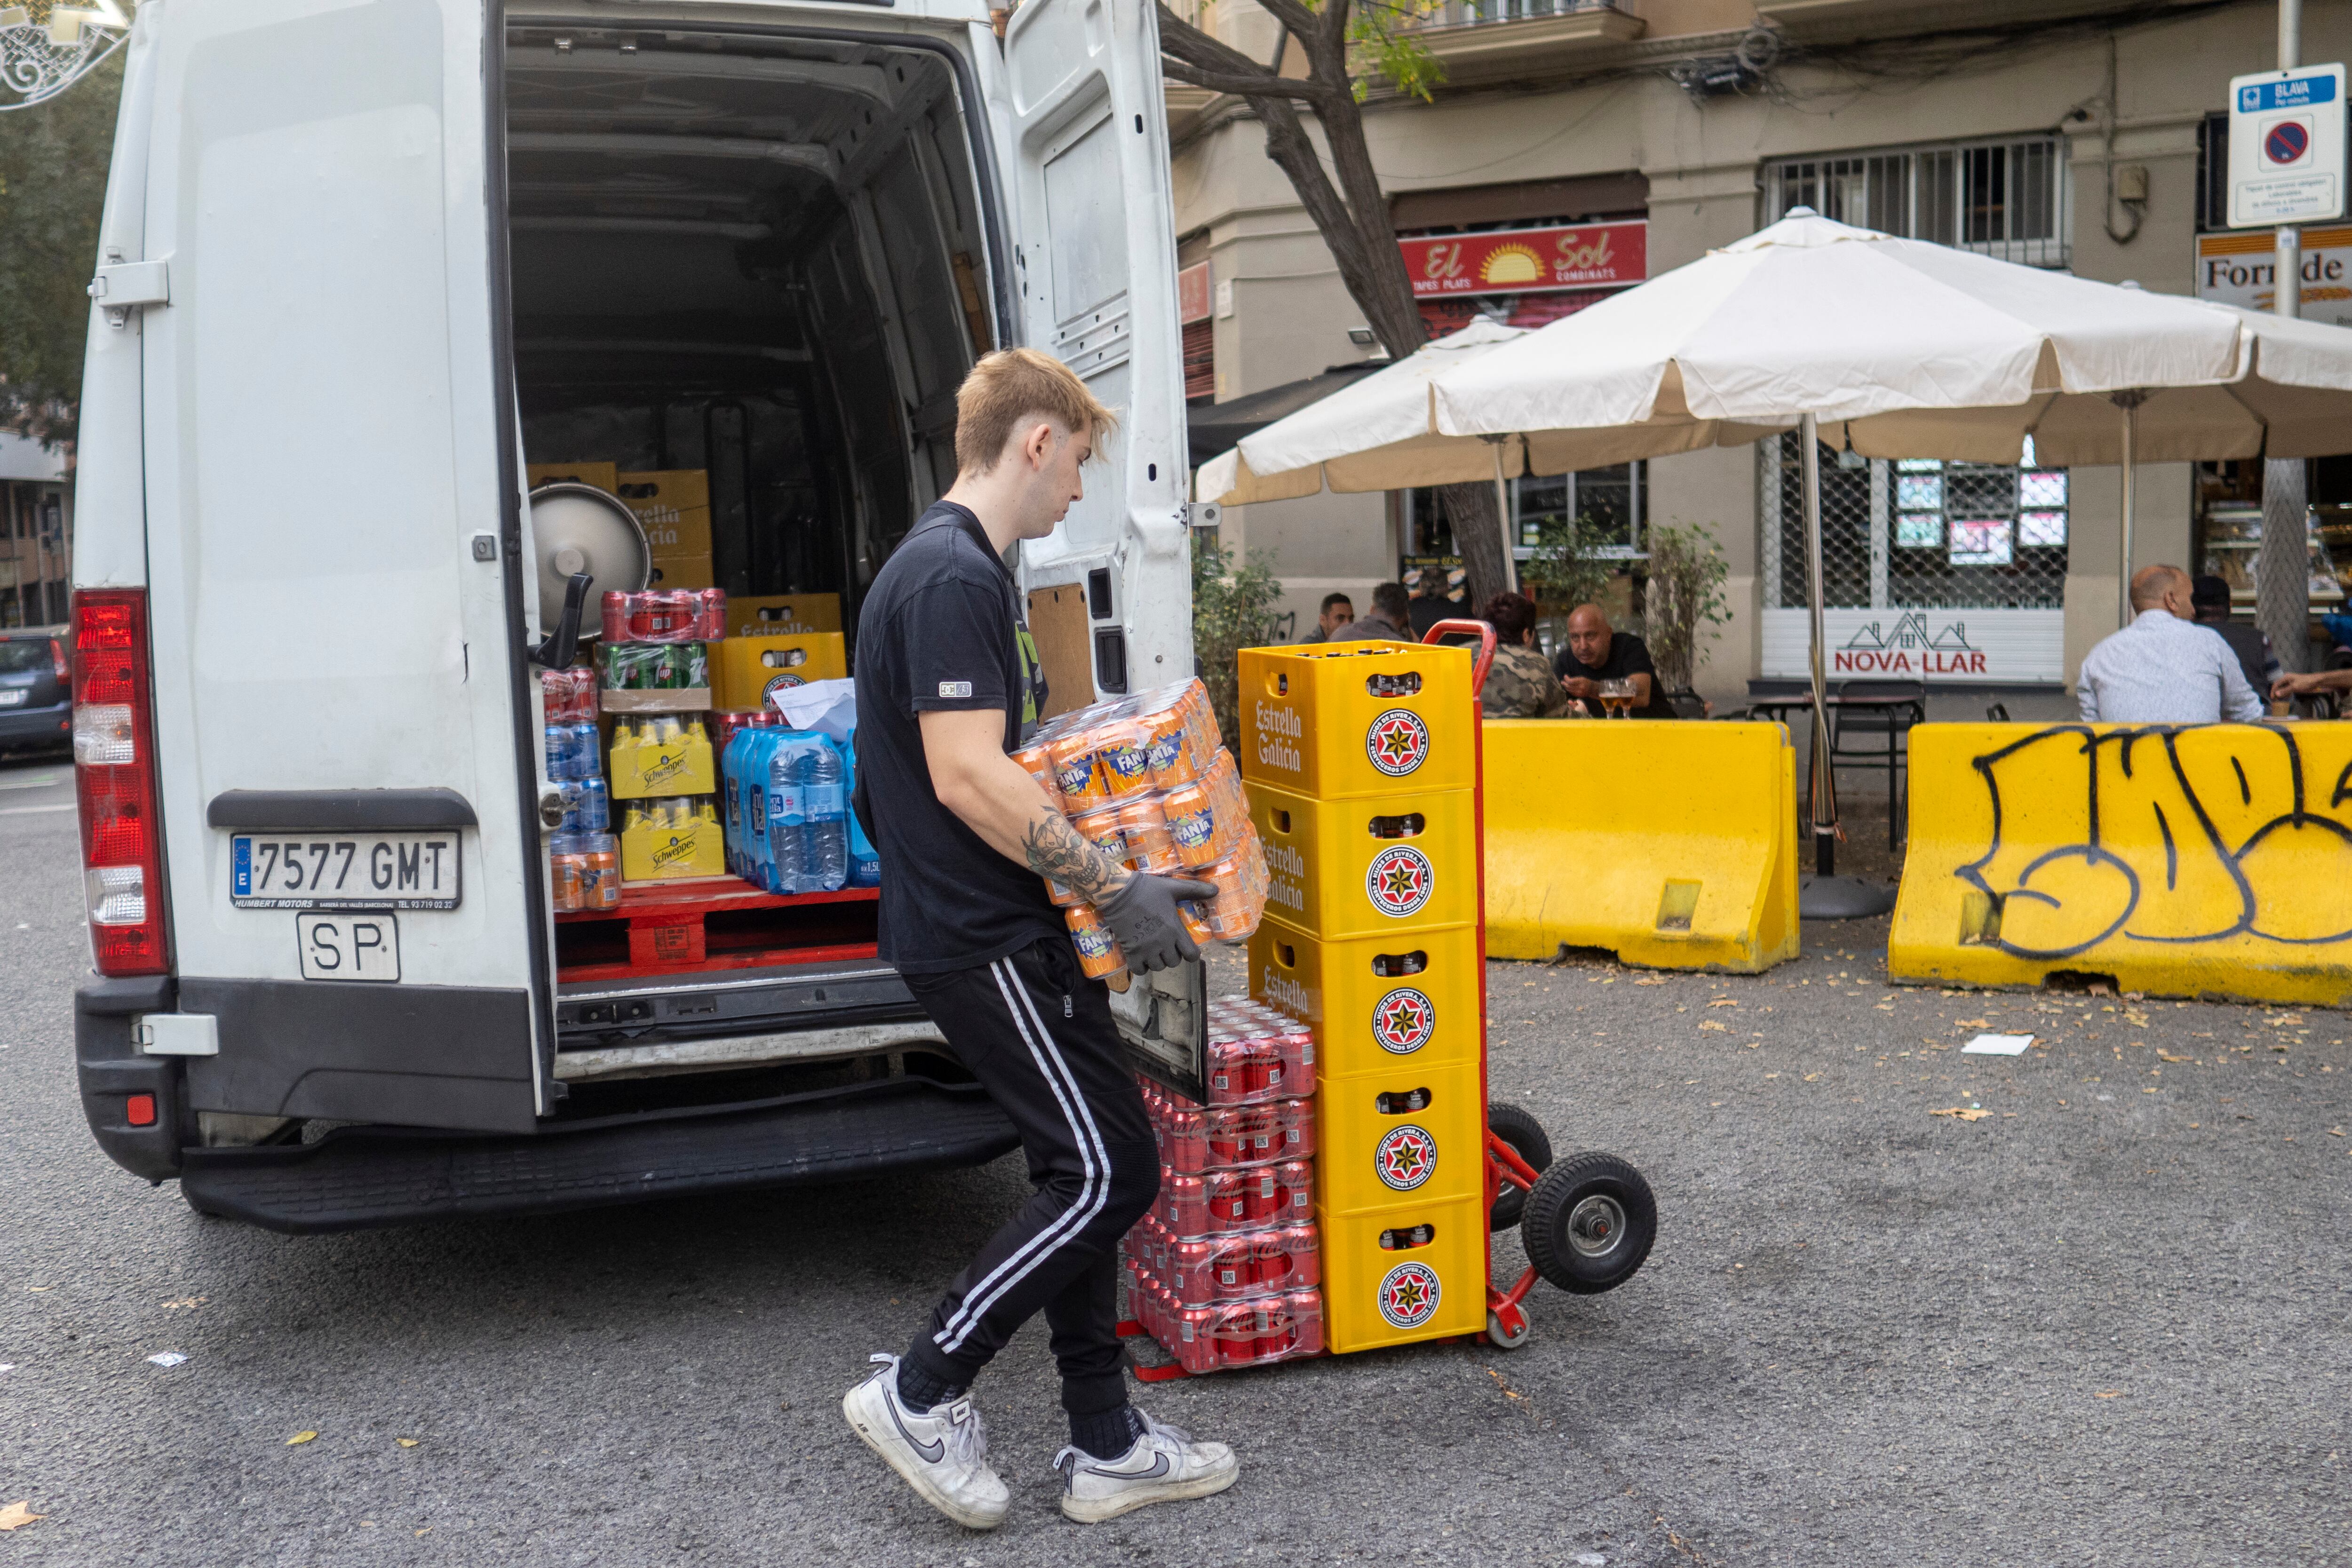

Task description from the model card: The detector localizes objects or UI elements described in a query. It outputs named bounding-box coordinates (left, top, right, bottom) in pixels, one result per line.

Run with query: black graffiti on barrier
left=1959, top=723, right=2352, bottom=959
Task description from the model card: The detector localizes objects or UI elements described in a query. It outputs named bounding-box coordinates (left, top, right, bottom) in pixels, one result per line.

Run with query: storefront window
left=1402, top=461, right=1646, bottom=560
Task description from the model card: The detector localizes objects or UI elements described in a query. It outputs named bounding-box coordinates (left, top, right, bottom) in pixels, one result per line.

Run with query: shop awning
left=1184, top=362, right=1386, bottom=469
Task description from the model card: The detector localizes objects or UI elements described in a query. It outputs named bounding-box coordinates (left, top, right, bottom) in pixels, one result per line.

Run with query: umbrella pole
left=1801, top=413, right=1837, bottom=879
left=2114, top=393, right=2142, bottom=628
left=1493, top=440, right=1519, bottom=594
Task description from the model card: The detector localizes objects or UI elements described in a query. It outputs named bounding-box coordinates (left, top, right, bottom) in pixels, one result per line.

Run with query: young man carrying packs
left=841, top=348, right=1240, bottom=1528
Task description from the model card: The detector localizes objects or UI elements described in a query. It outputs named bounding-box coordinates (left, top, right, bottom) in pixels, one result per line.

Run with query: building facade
left=0, top=432, right=72, bottom=629
left=1170, top=0, right=2341, bottom=707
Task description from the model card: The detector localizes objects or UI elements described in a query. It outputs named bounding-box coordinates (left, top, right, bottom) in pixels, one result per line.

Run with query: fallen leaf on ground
left=2094, top=1390, right=2124, bottom=1399
left=1634, top=976, right=1667, bottom=986
left=1708, top=998, right=1738, bottom=1007
left=397, top=1438, right=421, bottom=1448
left=2330, top=1128, right=2345, bottom=1138
left=2157, top=1052, right=2192, bottom=1063
left=1803, top=1073, right=1821, bottom=1082
left=1954, top=1019, right=1989, bottom=1028
left=0, top=1503, right=42, bottom=1531
left=1928, top=1107, right=1992, bottom=1122
left=286, top=1431, right=318, bottom=1446
left=162, top=1297, right=207, bottom=1310
left=1699, top=1020, right=1728, bottom=1032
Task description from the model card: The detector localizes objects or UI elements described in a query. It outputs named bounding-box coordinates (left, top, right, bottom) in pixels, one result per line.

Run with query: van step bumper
left=177, top=1077, right=1017, bottom=1234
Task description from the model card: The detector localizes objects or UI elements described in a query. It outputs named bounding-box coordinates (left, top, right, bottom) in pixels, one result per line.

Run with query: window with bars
left=1763, top=136, right=2068, bottom=268
left=1759, top=434, right=2069, bottom=612
left=1401, top=461, right=1646, bottom=557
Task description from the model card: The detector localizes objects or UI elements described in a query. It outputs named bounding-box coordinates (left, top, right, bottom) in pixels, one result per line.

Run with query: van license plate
left=230, top=833, right=460, bottom=909
left=295, top=911, right=400, bottom=982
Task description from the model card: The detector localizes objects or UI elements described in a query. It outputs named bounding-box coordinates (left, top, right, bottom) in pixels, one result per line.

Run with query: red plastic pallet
left=554, top=879, right=879, bottom=982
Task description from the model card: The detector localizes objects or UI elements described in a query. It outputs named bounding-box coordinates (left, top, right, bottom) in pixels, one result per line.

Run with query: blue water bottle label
left=806, top=783, right=844, bottom=817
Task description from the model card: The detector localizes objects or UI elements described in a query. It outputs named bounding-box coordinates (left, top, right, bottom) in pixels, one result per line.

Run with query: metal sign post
left=2233, top=14, right=2338, bottom=679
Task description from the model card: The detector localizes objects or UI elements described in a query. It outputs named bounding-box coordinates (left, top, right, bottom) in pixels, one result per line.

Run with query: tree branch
left=1250, top=0, right=1326, bottom=41
left=1162, top=57, right=1332, bottom=103
left=1156, top=6, right=1282, bottom=79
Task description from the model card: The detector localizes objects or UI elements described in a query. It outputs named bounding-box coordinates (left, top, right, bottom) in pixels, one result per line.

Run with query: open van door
left=998, top=0, right=1192, bottom=700
left=132, top=0, right=549, bottom=1131
left=996, top=0, right=1204, bottom=1086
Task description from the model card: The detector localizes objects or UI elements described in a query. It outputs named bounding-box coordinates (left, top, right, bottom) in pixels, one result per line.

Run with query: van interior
left=503, top=23, right=1000, bottom=1096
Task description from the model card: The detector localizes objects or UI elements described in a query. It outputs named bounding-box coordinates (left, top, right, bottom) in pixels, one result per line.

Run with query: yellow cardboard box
left=728, top=593, right=842, bottom=638
left=608, top=718, right=717, bottom=800
left=528, top=461, right=618, bottom=493
left=646, top=553, right=715, bottom=591
left=712, top=632, right=849, bottom=712
left=620, top=801, right=725, bottom=882
left=616, top=470, right=712, bottom=586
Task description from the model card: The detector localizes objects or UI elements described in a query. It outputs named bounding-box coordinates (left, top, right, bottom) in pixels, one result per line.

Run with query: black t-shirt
left=853, top=501, right=1057, bottom=974
left=1553, top=631, right=1677, bottom=719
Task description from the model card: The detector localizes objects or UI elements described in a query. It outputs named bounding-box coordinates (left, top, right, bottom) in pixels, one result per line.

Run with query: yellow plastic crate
left=1249, top=780, right=1476, bottom=940
left=709, top=632, right=848, bottom=712
left=1236, top=642, right=1473, bottom=800
left=1317, top=1194, right=1487, bottom=1353
left=1248, top=921, right=1481, bottom=1080
left=1314, top=1064, right=1485, bottom=1218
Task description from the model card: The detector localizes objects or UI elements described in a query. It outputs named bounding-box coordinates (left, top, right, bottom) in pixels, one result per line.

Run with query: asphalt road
left=3, top=745, right=2348, bottom=1565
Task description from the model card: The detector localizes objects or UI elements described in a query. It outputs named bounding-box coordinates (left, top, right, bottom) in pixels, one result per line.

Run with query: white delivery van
left=69, top=0, right=1204, bottom=1229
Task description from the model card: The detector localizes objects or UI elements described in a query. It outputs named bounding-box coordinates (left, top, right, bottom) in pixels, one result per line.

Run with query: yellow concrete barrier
left=1483, top=720, right=1799, bottom=972
left=1890, top=722, right=2352, bottom=1006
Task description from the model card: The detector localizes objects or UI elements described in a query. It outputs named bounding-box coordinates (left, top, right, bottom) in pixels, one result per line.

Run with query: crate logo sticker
left=1366, top=845, right=1435, bottom=917
left=1375, top=1124, right=1438, bottom=1191
left=1365, top=709, right=1430, bottom=777
left=764, top=673, right=807, bottom=700
left=1371, top=987, right=1435, bottom=1052
left=1377, top=1260, right=1441, bottom=1329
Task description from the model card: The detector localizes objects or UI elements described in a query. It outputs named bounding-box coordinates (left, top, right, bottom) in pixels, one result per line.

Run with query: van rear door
left=997, top=0, right=1192, bottom=697
left=135, top=1, right=549, bottom=1130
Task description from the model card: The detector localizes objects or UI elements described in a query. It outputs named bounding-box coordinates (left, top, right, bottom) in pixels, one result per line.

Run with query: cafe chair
left=1829, top=679, right=1927, bottom=850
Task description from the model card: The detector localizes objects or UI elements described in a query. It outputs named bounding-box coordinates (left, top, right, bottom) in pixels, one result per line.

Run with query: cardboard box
left=728, top=593, right=842, bottom=638
left=616, top=470, right=712, bottom=582
left=609, top=720, right=717, bottom=800
left=528, top=461, right=618, bottom=493
left=646, top=553, right=715, bottom=590
left=711, top=632, right=849, bottom=712
left=621, top=803, right=725, bottom=882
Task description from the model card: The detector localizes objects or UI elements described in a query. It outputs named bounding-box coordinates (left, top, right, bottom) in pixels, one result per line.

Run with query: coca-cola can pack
left=600, top=587, right=726, bottom=645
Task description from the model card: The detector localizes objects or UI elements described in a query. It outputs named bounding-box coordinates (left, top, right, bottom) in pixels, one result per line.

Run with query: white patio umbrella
left=1193, top=317, right=1534, bottom=584
left=1425, top=208, right=2352, bottom=913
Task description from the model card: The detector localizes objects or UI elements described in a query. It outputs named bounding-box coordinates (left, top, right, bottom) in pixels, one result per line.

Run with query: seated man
left=1552, top=603, right=1677, bottom=719
left=1330, top=581, right=1414, bottom=645
left=1478, top=591, right=1575, bottom=718
left=2078, top=565, right=2262, bottom=724
left=1298, top=591, right=1354, bottom=645
left=2190, top=573, right=2279, bottom=695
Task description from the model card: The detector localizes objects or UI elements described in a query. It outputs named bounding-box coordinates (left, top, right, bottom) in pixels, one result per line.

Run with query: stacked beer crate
left=1237, top=642, right=1487, bottom=1352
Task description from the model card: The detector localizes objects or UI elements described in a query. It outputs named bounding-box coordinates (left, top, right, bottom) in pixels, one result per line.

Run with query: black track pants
left=901, top=938, right=1160, bottom=1417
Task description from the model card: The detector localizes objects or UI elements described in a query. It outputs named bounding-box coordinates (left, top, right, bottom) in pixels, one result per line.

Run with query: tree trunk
left=1439, top=482, right=1511, bottom=611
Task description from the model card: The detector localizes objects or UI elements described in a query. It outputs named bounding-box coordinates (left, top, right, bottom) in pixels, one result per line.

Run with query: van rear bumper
left=177, top=1074, right=1018, bottom=1233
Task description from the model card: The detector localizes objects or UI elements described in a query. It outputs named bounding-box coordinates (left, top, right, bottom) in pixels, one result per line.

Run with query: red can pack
left=540, top=665, right=599, bottom=724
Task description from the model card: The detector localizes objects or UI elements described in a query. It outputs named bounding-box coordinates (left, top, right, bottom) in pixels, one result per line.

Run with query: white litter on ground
left=1963, top=1033, right=2035, bottom=1056
left=146, top=1353, right=188, bottom=1368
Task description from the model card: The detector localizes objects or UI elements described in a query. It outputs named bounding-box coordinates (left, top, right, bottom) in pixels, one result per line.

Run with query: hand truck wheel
left=1486, top=1101, right=1552, bottom=1232
left=1522, top=1152, right=1657, bottom=1296
left=1485, top=1304, right=1532, bottom=1349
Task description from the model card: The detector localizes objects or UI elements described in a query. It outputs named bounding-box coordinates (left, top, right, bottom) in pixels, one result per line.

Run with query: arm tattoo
left=1023, top=811, right=1130, bottom=903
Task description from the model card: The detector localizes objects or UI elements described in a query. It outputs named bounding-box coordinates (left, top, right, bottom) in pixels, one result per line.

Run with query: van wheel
left=1486, top=1102, right=1551, bottom=1232
left=1522, top=1153, right=1655, bottom=1295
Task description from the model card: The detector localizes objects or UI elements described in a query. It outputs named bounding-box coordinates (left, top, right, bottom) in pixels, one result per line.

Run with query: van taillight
left=72, top=589, right=169, bottom=976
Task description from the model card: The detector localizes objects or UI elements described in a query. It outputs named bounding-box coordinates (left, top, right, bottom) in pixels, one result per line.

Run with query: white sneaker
left=842, top=1353, right=1010, bottom=1530
left=1051, top=1409, right=1240, bottom=1523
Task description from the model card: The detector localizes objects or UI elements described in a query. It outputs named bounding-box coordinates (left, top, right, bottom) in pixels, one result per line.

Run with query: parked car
left=0, top=626, right=72, bottom=756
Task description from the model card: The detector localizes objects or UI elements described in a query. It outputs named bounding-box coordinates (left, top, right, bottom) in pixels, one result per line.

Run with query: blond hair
left=953, top=348, right=1118, bottom=474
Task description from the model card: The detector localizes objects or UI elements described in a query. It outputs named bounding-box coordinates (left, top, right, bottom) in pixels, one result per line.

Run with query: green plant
left=1518, top=513, right=1617, bottom=628
left=1642, top=521, right=1732, bottom=692
left=1191, top=532, right=1286, bottom=746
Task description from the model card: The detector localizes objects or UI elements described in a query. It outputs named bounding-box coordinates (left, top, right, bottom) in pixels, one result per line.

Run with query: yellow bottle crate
left=1249, top=780, right=1477, bottom=940
left=1314, top=1064, right=1485, bottom=1218
left=1249, top=921, right=1482, bottom=1080
left=1237, top=642, right=1473, bottom=800
left=709, top=631, right=848, bottom=712
left=1317, top=1194, right=1487, bottom=1353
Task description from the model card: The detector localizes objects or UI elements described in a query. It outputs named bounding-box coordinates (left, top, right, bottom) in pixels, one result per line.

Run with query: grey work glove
left=1096, top=871, right=1217, bottom=974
